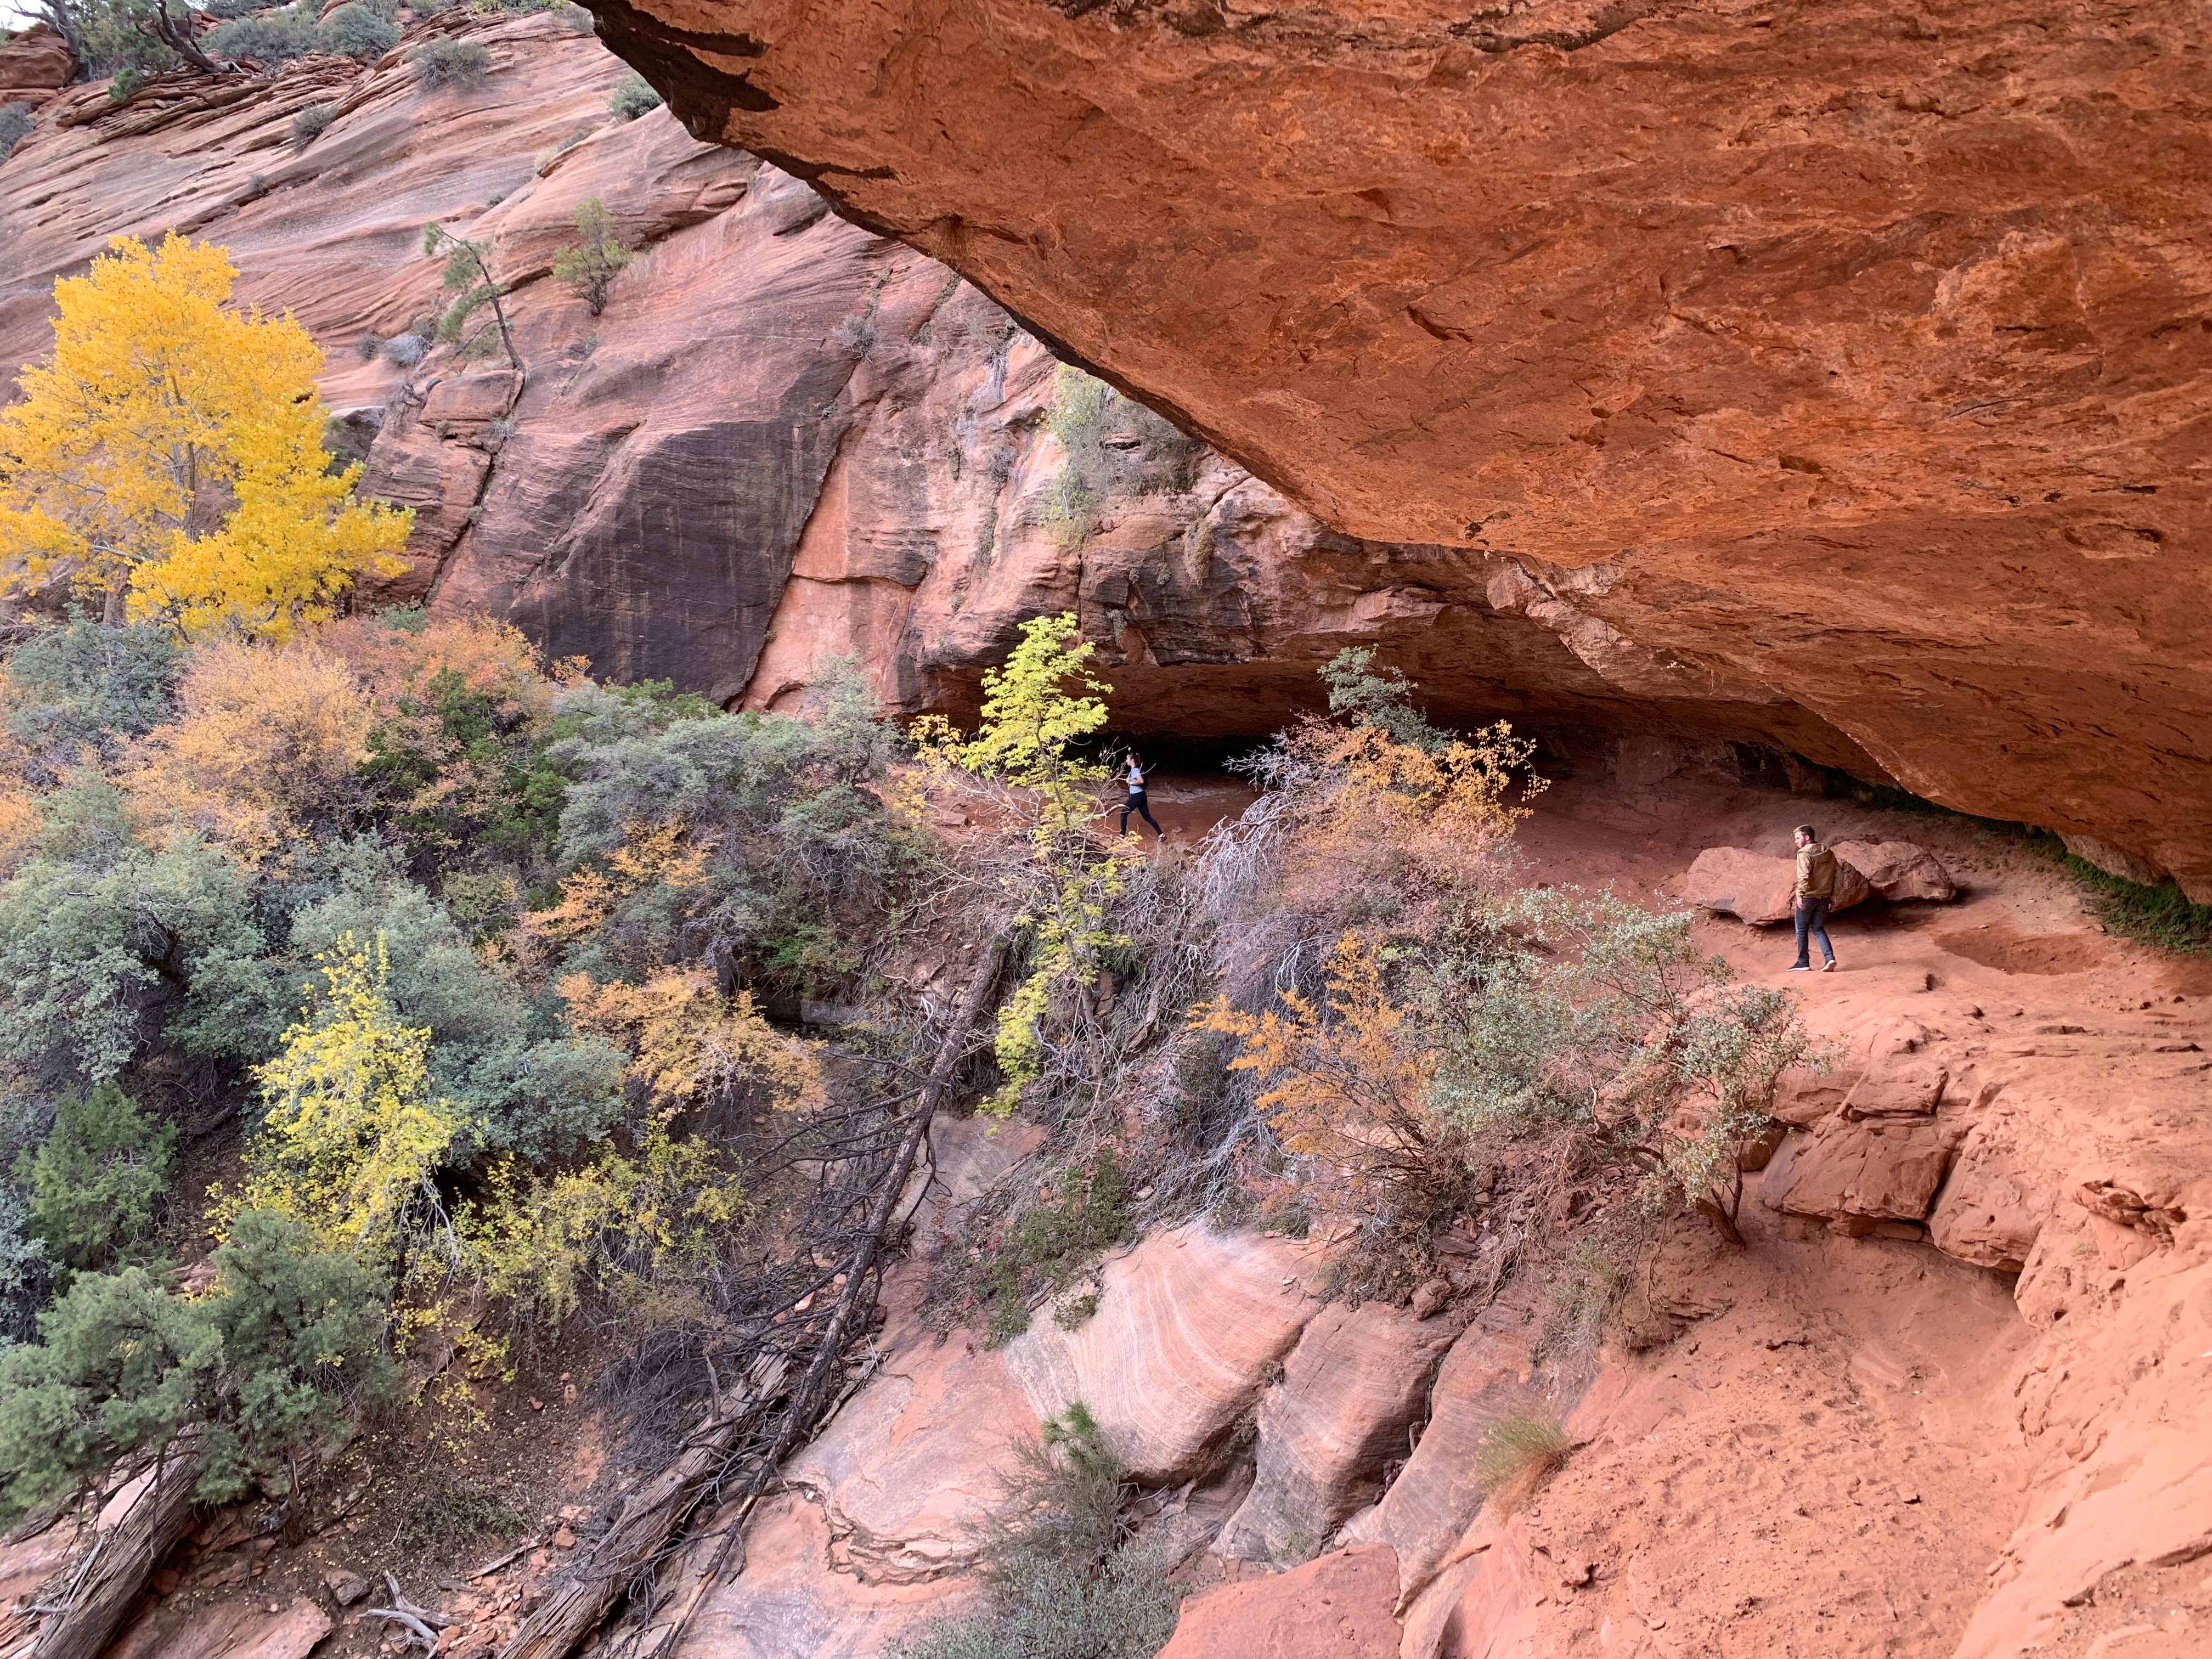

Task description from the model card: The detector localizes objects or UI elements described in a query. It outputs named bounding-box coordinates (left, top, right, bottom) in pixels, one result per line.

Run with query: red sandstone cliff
left=574, top=0, right=2212, bottom=901
left=0, top=8, right=1940, bottom=798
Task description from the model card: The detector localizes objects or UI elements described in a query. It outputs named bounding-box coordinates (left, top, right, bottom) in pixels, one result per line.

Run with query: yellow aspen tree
left=911, top=613, right=1139, bottom=1113
left=246, top=932, right=465, bottom=1266
left=0, top=233, right=410, bottom=638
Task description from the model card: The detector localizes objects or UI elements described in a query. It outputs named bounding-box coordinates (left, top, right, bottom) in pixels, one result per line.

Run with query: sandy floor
left=1445, top=759, right=2212, bottom=1659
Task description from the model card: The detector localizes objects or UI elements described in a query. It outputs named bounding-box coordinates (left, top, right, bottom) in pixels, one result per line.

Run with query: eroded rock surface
left=1001, top=1224, right=1323, bottom=1484
left=1154, top=1543, right=1401, bottom=1659
left=1214, top=1301, right=1464, bottom=1567
left=585, top=0, right=2212, bottom=895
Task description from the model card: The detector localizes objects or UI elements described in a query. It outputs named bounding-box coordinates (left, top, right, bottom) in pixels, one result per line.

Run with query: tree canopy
left=0, top=233, right=411, bottom=639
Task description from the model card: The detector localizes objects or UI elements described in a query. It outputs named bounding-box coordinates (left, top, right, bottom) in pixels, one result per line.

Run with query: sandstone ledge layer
left=588, top=0, right=2212, bottom=895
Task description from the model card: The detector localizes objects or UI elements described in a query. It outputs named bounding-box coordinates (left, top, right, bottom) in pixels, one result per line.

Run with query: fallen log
left=13, top=1429, right=204, bottom=1659
left=495, top=936, right=1009, bottom=1659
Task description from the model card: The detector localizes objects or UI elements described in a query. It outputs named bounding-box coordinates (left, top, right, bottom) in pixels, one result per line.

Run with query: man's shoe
left=1787, top=963, right=1812, bottom=972
left=1822, top=959, right=1838, bottom=972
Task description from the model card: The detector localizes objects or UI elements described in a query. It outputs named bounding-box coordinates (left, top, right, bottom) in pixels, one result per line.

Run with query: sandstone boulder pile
left=1685, top=839, right=1957, bottom=925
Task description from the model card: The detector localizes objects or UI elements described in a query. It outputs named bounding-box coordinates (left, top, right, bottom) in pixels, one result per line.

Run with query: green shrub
left=608, top=70, right=661, bottom=120
left=320, top=3, right=399, bottom=59
left=0, top=831, right=267, bottom=1088
left=413, top=38, right=492, bottom=88
left=971, top=1153, right=1128, bottom=1345
left=204, top=5, right=320, bottom=65
left=900, top=1404, right=1182, bottom=1659
left=386, top=1463, right=528, bottom=1564
left=0, top=103, right=30, bottom=163
left=203, top=0, right=272, bottom=16
left=0, top=1208, right=398, bottom=1521
left=5, top=617, right=184, bottom=781
left=2056, top=855, right=2212, bottom=955
left=290, top=101, right=335, bottom=150
left=552, top=2, right=593, bottom=32
left=76, top=0, right=183, bottom=84
left=16, top=1084, right=177, bottom=1274
left=550, top=196, right=632, bottom=316
left=0, top=1191, right=52, bottom=1348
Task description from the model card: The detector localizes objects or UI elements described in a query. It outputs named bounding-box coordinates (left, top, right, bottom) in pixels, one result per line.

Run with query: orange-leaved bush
left=123, top=635, right=376, bottom=866
left=1192, top=933, right=1468, bottom=1215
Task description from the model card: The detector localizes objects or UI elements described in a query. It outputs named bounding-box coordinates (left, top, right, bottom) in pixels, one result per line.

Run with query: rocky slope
left=647, top=781, right=2212, bottom=1659
left=580, top=0, right=2212, bottom=899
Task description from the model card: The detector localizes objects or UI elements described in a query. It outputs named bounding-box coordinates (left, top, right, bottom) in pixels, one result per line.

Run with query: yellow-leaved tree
left=912, top=613, right=1138, bottom=1112
left=245, top=932, right=466, bottom=1268
left=0, top=233, right=411, bottom=637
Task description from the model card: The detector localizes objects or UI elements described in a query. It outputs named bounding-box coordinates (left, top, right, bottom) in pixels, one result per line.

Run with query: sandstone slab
left=782, top=1329, right=1037, bottom=1583
left=0, top=24, right=70, bottom=109
left=1830, top=838, right=1959, bottom=904
left=1000, top=1224, right=1323, bottom=1485
left=678, top=1489, right=974, bottom=1659
left=1214, top=1301, right=1463, bottom=1566
left=1760, top=1115, right=1959, bottom=1224
left=1929, top=1108, right=2055, bottom=1273
left=110, top=1595, right=331, bottom=1659
left=1154, top=1543, right=1400, bottom=1659
left=1338, top=1296, right=1547, bottom=1602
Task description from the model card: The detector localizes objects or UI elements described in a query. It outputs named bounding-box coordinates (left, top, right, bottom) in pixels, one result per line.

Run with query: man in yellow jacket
left=1790, top=824, right=1839, bottom=973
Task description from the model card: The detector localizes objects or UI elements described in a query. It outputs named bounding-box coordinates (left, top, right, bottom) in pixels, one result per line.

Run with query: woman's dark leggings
left=1120, top=791, right=1161, bottom=836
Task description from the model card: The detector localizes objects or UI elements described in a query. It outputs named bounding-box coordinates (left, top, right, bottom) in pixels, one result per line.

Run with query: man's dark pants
left=1793, top=896, right=1834, bottom=967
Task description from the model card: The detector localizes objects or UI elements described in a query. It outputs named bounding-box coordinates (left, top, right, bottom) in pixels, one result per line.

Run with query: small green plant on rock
left=413, top=37, right=491, bottom=88
left=202, top=4, right=319, bottom=65
left=551, top=196, right=633, bottom=317
left=970, top=1151, right=1128, bottom=1345
left=899, top=1402, right=1183, bottom=1659
left=608, top=70, right=662, bottom=120
left=423, top=221, right=522, bottom=371
left=291, top=101, right=334, bottom=151
left=0, top=103, right=31, bottom=162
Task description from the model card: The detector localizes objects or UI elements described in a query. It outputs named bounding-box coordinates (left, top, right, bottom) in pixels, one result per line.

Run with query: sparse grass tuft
left=1473, top=1409, right=1572, bottom=1511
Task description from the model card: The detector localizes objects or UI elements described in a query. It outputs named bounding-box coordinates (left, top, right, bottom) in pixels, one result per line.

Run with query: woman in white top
left=1118, top=752, right=1163, bottom=839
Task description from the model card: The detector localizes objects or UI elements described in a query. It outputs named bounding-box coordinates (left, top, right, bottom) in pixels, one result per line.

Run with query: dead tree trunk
left=16, top=1430, right=201, bottom=1659
left=495, top=936, right=1008, bottom=1659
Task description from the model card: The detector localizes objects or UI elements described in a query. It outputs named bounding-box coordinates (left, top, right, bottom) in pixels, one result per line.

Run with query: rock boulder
left=1683, top=845, right=1872, bottom=926
left=1831, top=838, right=1959, bottom=904
left=1154, top=1544, right=1401, bottom=1659
left=1214, top=1301, right=1464, bottom=1566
